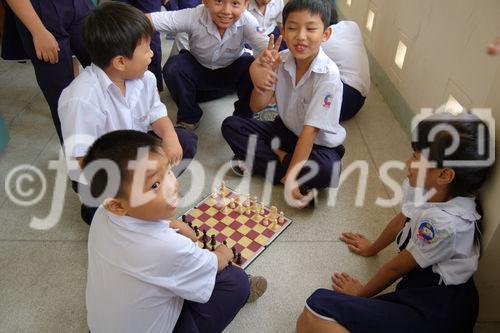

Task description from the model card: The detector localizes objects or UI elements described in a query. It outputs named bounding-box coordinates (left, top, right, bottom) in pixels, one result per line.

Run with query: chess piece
left=236, top=253, right=242, bottom=265
left=181, top=214, right=186, bottom=222
left=222, top=201, right=231, bottom=214
left=271, top=218, right=277, bottom=230
left=251, top=196, right=258, bottom=212
left=211, top=235, right=216, bottom=247
left=219, top=181, right=227, bottom=196
left=268, top=206, right=278, bottom=222
left=202, top=229, right=208, bottom=243
left=202, top=240, right=208, bottom=249
left=262, top=218, right=269, bottom=226
left=260, top=202, right=265, bottom=214
left=278, top=211, right=285, bottom=224
left=232, top=246, right=237, bottom=259
left=229, top=198, right=236, bottom=209
left=187, top=221, right=193, bottom=229
left=211, top=244, right=215, bottom=251
left=245, top=203, right=252, bottom=216
left=194, top=226, right=199, bottom=237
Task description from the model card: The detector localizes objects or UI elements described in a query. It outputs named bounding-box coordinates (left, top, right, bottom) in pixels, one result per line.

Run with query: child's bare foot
left=231, top=157, right=247, bottom=176
left=331, top=272, right=363, bottom=296
left=339, top=232, right=374, bottom=257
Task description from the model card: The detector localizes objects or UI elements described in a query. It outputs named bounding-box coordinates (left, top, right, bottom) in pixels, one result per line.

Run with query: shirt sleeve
left=243, top=11, right=269, bottom=54
left=168, top=235, right=218, bottom=302
left=303, top=72, right=343, bottom=133
left=406, top=212, right=456, bottom=269
left=58, top=97, right=106, bottom=158
left=144, top=72, right=168, bottom=124
left=150, top=8, right=195, bottom=34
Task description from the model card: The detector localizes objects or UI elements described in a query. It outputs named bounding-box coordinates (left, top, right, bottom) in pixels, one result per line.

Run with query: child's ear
left=322, top=26, right=332, bottom=42
left=111, top=55, right=127, bottom=72
left=103, top=197, right=128, bottom=216
left=437, top=167, right=455, bottom=185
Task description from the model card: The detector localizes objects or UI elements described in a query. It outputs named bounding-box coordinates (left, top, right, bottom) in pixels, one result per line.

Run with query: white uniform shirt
left=275, top=48, right=346, bottom=148
left=247, top=0, right=283, bottom=36
left=151, top=5, right=268, bottom=70
left=396, top=179, right=481, bottom=285
left=321, top=21, right=370, bottom=97
left=86, top=207, right=218, bottom=333
left=58, top=64, right=167, bottom=177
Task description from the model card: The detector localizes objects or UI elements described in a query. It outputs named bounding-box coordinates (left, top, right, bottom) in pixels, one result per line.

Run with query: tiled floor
left=1, top=42, right=498, bottom=332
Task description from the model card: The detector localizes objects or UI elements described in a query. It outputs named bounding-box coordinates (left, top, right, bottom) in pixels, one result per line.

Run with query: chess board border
left=178, top=187, right=293, bottom=270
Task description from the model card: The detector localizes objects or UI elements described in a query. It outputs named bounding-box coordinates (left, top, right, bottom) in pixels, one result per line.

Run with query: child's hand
left=331, top=272, right=364, bottom=296
left=340, top=232, right=375, bottom=257
left=258, top=34, right=282, bottom=71
left=162, top=141, right=183, bottom=166
left=282, top=178, right=313, bottom=208
left=32, top=28, right=60, bottom=64
left=250, top=62, right=278, bottom=94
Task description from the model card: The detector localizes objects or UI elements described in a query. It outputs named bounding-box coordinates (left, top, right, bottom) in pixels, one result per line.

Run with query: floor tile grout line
left=353, top=115, right=399, bottom=216
left=7, top=90, right=42, bottom=128
left=0, top=239, right=88, bottom=243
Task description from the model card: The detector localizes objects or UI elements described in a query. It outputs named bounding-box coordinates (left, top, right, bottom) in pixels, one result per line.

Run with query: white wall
left=337, top=0, right=500, bottom=320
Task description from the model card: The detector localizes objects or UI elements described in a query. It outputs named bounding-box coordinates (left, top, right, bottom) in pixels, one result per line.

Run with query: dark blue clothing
left=164, top=0, right=200, bottom=10
left=340, top=82, right=366, bottom=122
left=173, top=265, right=249, bottom=333
left=114, top=0, right=164, bottom=91
left=163, top=50, right=255, bottom=124
left=1, top=0, right=94, bottom=143
left=306, top=267, right=478, bottom=333
left=221, top=116, right=344, bottom=189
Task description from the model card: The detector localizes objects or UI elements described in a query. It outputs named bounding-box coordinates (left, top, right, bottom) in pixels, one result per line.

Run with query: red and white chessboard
left=181, top=187, right=292, bottom=269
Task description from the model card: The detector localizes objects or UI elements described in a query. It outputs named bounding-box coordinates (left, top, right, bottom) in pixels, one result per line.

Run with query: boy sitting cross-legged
left=84, top=130, right=267, bottom=333
left=221, top=0, right=346, bottom=207
left=58, top=3, right=198, bottom=224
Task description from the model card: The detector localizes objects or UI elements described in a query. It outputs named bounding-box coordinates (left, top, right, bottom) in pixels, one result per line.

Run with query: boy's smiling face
left=283, top=10, right=331, bottom=63
left=122, top=37, right=154, bottom=80
left=115, top=148, right=179, bottom=221
left=203, top=0, right=248, bottom=34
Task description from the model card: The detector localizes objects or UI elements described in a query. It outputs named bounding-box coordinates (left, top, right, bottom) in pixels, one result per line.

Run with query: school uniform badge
left=322, top=94, right=333, bottom=108
left=417, top=219, right=436, bottom=243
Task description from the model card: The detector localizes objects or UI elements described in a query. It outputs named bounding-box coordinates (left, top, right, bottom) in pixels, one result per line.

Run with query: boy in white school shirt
left=83, top=130, right=267, bottom=333
left=247, top=0, right=287, bottom=50
left=58, top=3, right=197, bottom=225
left=147, top=0, right=269, bottom=130
left=222, top=0, right=346, bottom=208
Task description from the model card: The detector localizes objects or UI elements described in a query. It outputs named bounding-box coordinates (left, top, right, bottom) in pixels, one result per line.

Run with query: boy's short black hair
left=82, top=130, right=163, bottom=200
left=282, top=0, right=332, bottom=29
left=83, top=2, right=153, bottom=69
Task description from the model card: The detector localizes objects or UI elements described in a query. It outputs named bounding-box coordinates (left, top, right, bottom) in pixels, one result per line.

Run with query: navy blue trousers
left=2, top=0, right=94, bottom=144
left=163, top=50, right=255, bottom=124
left=173, top=265, right=249, bottom=333
left=221, top=116, right=344, bottom=189
left=340, top=82, right=366, bottom=122
left=115, top=0, right=163, bottom=91
left=306, top=267, right=479, bottom=333
left=164, top=0, right=200, bottom=10
left=77, top=128, right=198, bottom=225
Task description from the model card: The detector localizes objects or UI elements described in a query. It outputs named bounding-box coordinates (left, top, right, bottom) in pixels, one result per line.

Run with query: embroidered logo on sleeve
left=417, top=219, right=436, bottom=244
left=322, top=94, right=333, bottom=108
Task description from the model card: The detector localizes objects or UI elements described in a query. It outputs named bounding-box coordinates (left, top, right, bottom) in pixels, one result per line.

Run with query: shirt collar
left=92, top=63, right=114, bottom=93
left=91, top=63, right=144, bottom=101
left=106, top=209, right=171, bottom=231
left=401, top=180, right=481, bottom=222
left=282, top=47, right=332, bottom=84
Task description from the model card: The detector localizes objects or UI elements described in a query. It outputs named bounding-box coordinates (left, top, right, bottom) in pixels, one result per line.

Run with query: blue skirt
left=306, top=267, right=478, bottom=333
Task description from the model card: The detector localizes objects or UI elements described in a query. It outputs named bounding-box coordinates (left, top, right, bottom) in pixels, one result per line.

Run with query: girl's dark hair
left=411, top=112, right=494, bottom=245
left=282, top=0, right=332, bottom=29
left=411, top=112, right=493, bottom=198
left=83, top=2, right=154, bottom=69
left=82, top=130, right=162, bottom=200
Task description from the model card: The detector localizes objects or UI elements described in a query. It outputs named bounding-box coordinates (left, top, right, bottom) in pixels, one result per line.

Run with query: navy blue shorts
left=305, top=267, right=478, bottom=333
